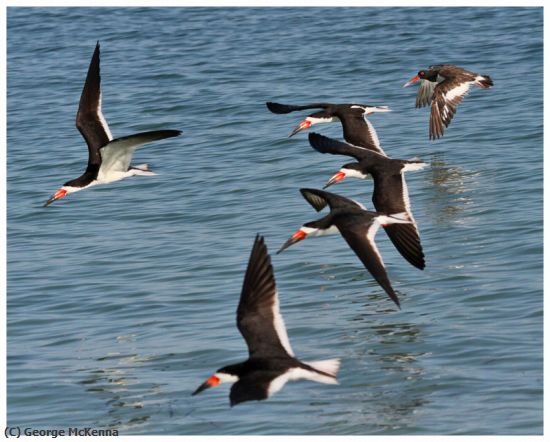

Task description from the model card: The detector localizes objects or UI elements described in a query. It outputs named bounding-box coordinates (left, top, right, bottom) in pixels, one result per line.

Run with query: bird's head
left=277, top=224, right=323, bottom=254
left=324, top=163, right=369, bottom=189
left=192, top=370, right=239, bottom=396
left=403, top=67, right=440, bottom=87
left=43, top=185, right=80, bottom=207
left=289, top=111, right=336, bottom=137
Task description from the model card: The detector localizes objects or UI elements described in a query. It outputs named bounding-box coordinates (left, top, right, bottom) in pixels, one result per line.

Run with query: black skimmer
left=403, top=64, right=493, bottom=140
left=277, top=189, right=411, bottom=308
left=266, top=101, right=390, bottom=155
left=192, top=235, right=340, bottom=407
left=308, top=132, right=427, bottom=270
left=43, top=42, right=182, bottom=207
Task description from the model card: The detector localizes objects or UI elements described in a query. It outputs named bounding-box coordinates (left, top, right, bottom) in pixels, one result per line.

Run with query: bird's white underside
left=267, top=362, right=340, bottom=397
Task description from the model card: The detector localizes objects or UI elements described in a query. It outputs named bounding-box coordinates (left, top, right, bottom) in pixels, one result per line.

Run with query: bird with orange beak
left=278, top=188, right=413, bottom=308
left=192, top=235, right=339, bottom=406
left=43, top=42, right=181, bottom=207
left=307, top=132, right=427, bottom=271
left=266, top=101, right=391, bottom=155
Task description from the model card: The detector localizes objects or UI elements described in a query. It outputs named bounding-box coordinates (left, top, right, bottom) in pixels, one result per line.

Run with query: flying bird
left=266, top=101, right=390, bottom=155
left=44, top=42, right=182, bottom=207
left=308, top=132, right=427, bottom=270
left=277, top=189, right=411, bottom=308
left=403, top=64, right=493, bottom=140
left=192, top=234, right=340, bottom=407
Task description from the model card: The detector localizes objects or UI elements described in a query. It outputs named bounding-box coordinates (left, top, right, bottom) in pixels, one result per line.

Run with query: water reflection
left=76, top=336, right=160, bottom=431
left=427, top=153, right=476, bottom=224
left=345, top=313, right=431, bottom=431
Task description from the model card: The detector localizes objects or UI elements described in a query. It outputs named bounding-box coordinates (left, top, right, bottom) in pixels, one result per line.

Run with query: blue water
left=7, top=7, right=543, bottom=435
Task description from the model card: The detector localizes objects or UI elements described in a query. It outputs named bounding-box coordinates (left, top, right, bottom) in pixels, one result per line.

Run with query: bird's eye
left=419, top=71, right=425, bottom=76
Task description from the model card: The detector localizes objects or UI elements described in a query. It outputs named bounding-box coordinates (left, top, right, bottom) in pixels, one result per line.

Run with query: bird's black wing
left=371, top=173, right=425, bottom=270
left=300, top=188, right=364, bottom=213
left=237, top=235, right=294, bottom=358
left=337, top=215, right=401, bottom=307
left=308, top=132, right=382, bottom=161
left=76, top=42, right=112, bottom=166
left=383, top=222, right=425, bottom=270
left=266, top=102, right=331, bottom=114
left=429, top=79, right=470, bottom=139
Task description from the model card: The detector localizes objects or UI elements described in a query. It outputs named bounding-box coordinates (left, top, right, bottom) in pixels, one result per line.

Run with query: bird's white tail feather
left=403, top=161, right=427, bottom=172
left=131, top=169, right=157, bottom=177
left=369, top=105, right=392, bottom=113
left=306, top=358, right=341, bottom=383
left=132, top=163, right=150, bottom=171
left=129, top=164, right=157, bottom=176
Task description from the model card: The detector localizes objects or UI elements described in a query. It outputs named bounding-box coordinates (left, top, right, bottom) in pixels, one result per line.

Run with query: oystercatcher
left=308, top=132, right=427, bottom=270
left=403, top=64, right=493, bottom=140
left=266, top=101, right=390, bottom=155
left=277, top=189, right=411, bottom=308
left=192, top=235, right=340, bottom=407
left=43, top=42, right=181, bottom=207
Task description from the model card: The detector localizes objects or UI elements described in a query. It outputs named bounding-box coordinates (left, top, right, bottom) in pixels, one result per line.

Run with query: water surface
left=7, top=7, right=543, bottom=435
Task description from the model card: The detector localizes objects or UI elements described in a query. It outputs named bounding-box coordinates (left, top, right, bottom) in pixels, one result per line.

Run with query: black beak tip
left=192, top=385, right=205, bottom=396
left=192, top=381, right=212, bottom=396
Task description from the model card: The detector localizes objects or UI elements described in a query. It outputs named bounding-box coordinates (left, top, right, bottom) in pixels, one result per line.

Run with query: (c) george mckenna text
left=21, top=427, right=118, bottom=437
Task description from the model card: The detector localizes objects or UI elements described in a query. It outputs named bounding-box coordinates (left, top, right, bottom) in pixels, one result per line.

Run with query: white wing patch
left=400, top=173, right=421, bottom=236
left=440, top=81, right=473, bottom=120
left=401, top=173, right=412, bottom=216
left=366, top=220, right=386, bottom=270
left=272, top=292, right=294, bottom=357
left=444, top=81, right=472, bottom=102
left=365, top=117, right=386, bottom=156
left=97, top=91, right=113, bottom=141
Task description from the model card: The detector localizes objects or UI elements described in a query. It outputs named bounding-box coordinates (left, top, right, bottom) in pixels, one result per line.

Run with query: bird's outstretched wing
left=308, top=132, right=384, bottom=161
left=266, top=102, right=331, bottom=114
left=429, top=80, right=471, bottom=139
left=76, top=42, right=113, bottom=166
left=337, top=216, right=402, bottom=307
left=99, top=130, right=181, bottom=174
left=237, top=235, right=294, bottom=358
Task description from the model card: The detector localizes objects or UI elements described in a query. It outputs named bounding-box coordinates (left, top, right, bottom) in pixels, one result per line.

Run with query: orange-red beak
left=192, top=375, right=220, bottom=396
left=403, top=75, right=420, bottom=88
left=289, top=119, right=312, bottom=137
left=323, top=171, right=346, bottom=189
left=43, top=188, right=68, bottom=207
left=277, top=229, right=307, bottom=254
